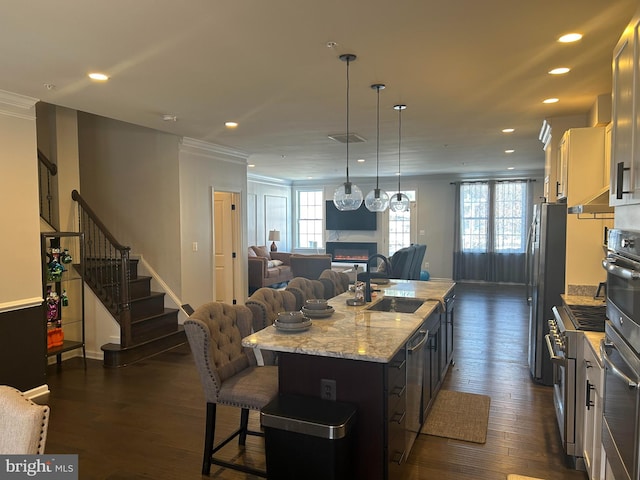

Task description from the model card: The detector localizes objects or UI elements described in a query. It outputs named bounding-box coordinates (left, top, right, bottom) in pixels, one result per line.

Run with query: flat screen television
left=325, top=200, right=377, bottom=231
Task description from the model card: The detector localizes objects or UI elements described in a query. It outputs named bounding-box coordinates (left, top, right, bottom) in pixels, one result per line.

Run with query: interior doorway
left=213, top=190, right=241, bottom=304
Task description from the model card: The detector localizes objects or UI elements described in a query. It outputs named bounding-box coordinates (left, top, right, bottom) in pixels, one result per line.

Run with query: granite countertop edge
left=242, top=279, right=455, bottom=363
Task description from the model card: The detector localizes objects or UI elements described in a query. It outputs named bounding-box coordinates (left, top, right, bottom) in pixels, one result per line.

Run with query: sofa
left=289, top=254, right=332, bottom=280
left=248, top=245, right=293, bottom=292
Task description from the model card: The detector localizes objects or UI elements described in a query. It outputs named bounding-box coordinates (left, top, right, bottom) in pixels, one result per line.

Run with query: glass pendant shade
left=389, top=192, right=410, bottom=212
left=365, top=83, right=388, bottom=213
left=390, top=103, right=409, bottom=213
left=334, top=181, right=363, bottom=211
left=333, top=53, right=362, bottom=211
left=365, top=188, right=390, bottom=212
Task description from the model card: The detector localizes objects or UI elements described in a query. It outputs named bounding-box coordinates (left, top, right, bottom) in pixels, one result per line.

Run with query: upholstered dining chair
left=245, top=288, right=297, bottom=329
left=285, top=277, right=325, bottom=310
left=185, top=302, right=278, bottom=477
left=245, top=288, right=296, bottom=365
left=318, top=269, right=350, bottom=299
left=0, top=385, right=50, bottom=454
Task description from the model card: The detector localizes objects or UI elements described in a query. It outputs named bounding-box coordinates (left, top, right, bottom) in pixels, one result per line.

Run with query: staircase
left=71, top=190, right=186, bottom=368
left=85, top=257, right=186, bottom=367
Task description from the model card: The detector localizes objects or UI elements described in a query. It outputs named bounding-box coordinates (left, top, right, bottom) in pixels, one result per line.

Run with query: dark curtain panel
left=453, top=180, right=533, bottom=283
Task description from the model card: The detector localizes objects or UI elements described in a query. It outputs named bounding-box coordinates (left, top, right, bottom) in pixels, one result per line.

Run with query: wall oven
left=600, top=323, right=639, bottom=480
left=601, top=228, right=640, bottom=480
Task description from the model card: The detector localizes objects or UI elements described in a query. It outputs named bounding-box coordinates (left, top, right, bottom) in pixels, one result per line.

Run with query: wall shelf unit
left=41, top=232, right=86, bottom=366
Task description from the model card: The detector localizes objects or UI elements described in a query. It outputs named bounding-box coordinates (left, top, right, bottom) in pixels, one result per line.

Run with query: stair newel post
left=119, top=247, right=132, bottom=348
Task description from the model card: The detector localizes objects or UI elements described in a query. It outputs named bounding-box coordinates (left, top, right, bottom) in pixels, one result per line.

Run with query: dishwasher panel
left=406, top=328, right=428, bottom=456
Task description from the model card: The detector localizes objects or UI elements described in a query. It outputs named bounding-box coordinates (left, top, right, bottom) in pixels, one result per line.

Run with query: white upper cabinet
left=558, top=127, right=605, bottom=203
left=610, top=13, right=640, bottom=205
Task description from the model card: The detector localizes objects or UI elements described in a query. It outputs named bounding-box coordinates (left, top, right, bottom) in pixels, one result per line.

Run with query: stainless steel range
left=549, top=302, right=606, bottom=469
left=601, top=228, right=640, bottom=480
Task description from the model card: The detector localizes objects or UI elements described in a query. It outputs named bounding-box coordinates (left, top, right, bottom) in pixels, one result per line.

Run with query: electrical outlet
left=424, top=261, right=429, bottom=269
left=321, top=378, right=336, bottom=401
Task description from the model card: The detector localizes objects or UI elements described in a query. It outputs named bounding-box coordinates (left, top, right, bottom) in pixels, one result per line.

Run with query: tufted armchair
left=245, top=288, right=296, bottom=366
left=0, top=385, right=50, bottom=454
left=185, top=302, right=278, bottom=476
left=285, top=277, right=325, bottom=310
left=318, top=269, right=350, bottom=299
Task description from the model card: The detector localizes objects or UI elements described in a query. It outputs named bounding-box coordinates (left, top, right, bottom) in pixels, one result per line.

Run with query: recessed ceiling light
left=507, top=167, right=515, bottom=170
left=558, top=33, right=582, bottom=43
left=357, top=158, right=365, bottom=163
left=248, top=164, right=255, bottom=168
left=549, top=67, right=570, bottom=75
left=88, top=72, right=109, bottom=81
left=505, top=149, right=515, bottom=154
left=502, top=128, right=515, bottom=133
left=225, top=121, right=238, bottom=128
left=543, top=98, right=559, bottom=104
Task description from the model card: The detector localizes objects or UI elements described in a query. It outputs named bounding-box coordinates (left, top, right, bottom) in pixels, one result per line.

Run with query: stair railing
left=37, top=149, right=58, bottom=227
left=71, top=190, right=133, bottom=347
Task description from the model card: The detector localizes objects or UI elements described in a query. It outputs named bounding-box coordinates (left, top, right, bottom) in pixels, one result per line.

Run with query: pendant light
left=389, top=104, right=410, bottom=212
left=364, top=83, right=390, bottom=212
left=333, top=53, right=363, bottom=211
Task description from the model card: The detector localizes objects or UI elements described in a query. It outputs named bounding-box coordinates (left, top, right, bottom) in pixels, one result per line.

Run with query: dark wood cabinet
left=278, top=347, right=408, bottom=480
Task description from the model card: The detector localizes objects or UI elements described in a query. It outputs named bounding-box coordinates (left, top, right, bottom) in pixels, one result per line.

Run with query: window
left=460, top=181, right=527, bottom=253
left=494, top=182, right=527, bottom=252
left=296, top=190, right=323, bottom=249
left=461, top=183, right=488, bottom=252
left=387, top=190, right=415, bottom=256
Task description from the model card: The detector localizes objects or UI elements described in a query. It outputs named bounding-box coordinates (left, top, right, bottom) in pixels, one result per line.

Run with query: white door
left=213, top=191, right=238, bottom=304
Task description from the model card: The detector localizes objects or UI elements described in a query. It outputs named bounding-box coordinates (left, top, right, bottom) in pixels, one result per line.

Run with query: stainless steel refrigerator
left=526, top=202, right=566, bottom=386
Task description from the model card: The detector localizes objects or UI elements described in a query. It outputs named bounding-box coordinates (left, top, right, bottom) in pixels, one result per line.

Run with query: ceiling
left=1, top=0, right=636, bottom=182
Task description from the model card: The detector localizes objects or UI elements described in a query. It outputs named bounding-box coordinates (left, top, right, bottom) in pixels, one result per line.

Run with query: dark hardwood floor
left=44, top=282, right=588, bottom=480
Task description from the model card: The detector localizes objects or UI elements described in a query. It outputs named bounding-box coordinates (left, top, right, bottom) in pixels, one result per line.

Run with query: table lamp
left=268, top=230, right=280, bottom=252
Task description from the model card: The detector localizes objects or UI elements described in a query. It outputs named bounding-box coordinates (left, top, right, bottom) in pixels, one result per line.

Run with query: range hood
left=567, top=186, right=614, bottom=214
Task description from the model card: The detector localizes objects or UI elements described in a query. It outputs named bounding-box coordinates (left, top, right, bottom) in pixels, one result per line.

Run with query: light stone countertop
left=584, top=331, right=605, bottom=367
left=242, top=279, right=455, bottom=363
left=561, top=294, right=607, bottom=308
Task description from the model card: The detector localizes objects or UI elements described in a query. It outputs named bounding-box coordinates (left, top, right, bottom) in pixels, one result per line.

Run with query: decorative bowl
left=304, top=299, right=329, bottom=310
left=277, top=311, right=307, bottom=324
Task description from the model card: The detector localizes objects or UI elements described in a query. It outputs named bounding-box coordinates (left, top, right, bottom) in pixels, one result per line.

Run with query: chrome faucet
left=365, top=254, right=392, bottom=302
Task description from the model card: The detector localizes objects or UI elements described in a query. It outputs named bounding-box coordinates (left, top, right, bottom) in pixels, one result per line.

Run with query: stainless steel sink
left=365, top=297, right=425, bottom=313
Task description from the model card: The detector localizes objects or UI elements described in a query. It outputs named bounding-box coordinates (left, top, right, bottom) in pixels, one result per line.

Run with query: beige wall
left=77, top=113, right=182, bottom=296
left=0, top=91, right=41, bottom=311
left=178, top=139, right=249, bottom=308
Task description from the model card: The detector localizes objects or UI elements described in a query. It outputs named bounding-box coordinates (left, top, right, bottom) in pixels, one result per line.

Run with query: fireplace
left=326, top=242, right=377, bottom=263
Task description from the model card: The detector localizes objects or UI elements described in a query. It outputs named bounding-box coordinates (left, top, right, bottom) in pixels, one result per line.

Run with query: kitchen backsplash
left=567, top=284, right=599, bottom=297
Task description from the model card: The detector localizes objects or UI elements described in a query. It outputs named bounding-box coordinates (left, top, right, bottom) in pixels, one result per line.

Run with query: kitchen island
left=242, top=279, right=455, bottom=480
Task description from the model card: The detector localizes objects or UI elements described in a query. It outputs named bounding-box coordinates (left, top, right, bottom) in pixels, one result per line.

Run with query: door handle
left=585, top=380, right=594, bottom=410
left=601, top=340, right=638, bottom=389
left=545, top=334, right=565, bottom=365
left=616, top=161, right=630, bottom=199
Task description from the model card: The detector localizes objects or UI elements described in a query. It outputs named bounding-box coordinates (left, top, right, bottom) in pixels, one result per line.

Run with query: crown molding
left=0, top=89, right=38, bottom=120
left=180, top=137, right=248, bottom=165
left=248, top=173, right=292, bottom=187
